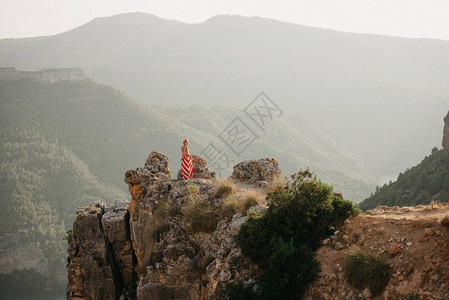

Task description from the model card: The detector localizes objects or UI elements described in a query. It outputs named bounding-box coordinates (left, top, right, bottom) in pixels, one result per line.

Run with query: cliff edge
left=66, top=151, right=449, bottom=299
left=304, top=204, right=449, bottom=299
left=67, top=152, right=280, bottom=299
left=0, top=67, right=87, bottom=83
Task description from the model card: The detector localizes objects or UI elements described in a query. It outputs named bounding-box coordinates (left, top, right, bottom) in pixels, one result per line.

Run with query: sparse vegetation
left=223, top=281, right=259, bottom=300
left=439, top=213, right=449, bottom=228
left=154, top=199, right=179, bottom=218
left=221, top=191, right=262, bottom=219
left=150, top=199, right=179, bottom=240
left=184, top=197, right=217, bottom=233
left=64, top=229, right=73, bottom=244
left=266, top=178, right=286, bottom=194
left=187, top=182, right=200, bottom=195
left=236, top=169, right=360, bottom=299
left=343, top=248, right=392, bottom=296
left=241, top=191, right=261, bottom=212
left=213, top=179, right=236, bottom=199
left=222, top=196, right=241, bottom=219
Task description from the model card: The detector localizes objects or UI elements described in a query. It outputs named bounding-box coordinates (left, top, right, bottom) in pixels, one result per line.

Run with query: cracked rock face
left=67, top=152, right=263, bottom=300
left=67, top=202, right=120, bottom=300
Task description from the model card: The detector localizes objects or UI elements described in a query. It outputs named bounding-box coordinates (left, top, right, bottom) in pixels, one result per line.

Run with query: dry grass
left=440, top=213, right=449, bottom=228
left=343, top=248, right=392, bottom=296
left=242, top=191, right=261, bottom=211
left=424, top=200, right=439, bottom=211
left=213, top=179, right=236, bottom=199
left=187, top=182, right=200, bottom=195
left=184, top=197, right=217, bottom=233
left=221, top=191, right=261, bottom=219
left=266, top=178, right=286, bottom=194
left=154, top=199, right=180, bottom=218
left=150, top=200, right=179, bottom=241
left=222, top=196, right=240, bottom=219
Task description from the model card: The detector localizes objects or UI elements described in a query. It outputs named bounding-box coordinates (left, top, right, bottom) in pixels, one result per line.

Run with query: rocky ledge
left=67, top=151, right=281, bottom=300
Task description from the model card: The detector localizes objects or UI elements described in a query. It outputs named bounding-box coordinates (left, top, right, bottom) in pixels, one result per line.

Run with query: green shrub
left=330, top=195, right=361, bottom=227
left=236, top=169, right=359, bottom=299
left=184, top=197, right=217, bottom=233
left=343, top=248, right=392, bottom=296
left=64, top=229, right=73, bottom=244
left=214, top=179, right=236, bottom=199
left=223, top=281, right=259, bottom=300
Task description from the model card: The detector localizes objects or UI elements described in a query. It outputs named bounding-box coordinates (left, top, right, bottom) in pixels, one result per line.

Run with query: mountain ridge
left=1, top=12, right=446, bottom=181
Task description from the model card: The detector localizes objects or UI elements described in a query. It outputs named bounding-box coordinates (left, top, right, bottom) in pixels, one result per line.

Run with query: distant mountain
left=0, top=12, right=448, bottom=179
left=0, top=68, right=377, bottom=290
left=358, top=147, right=449, bottom=211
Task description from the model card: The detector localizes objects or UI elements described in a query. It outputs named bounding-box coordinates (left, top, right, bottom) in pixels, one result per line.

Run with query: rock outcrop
left=231, top=158, right=281, bottom=183
left=67, top=201, right=123, bottom=299
left=443, top=111, right=449, bottom=149
left=176, top=154, right=213, bottom=180
left=0, top=67, right=87, bottom=83
left=67, top=152, right=272, bottom=299
left=68, top=151, right=449, bottom=299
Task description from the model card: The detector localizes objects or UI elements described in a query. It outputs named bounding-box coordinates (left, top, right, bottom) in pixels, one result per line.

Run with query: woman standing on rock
left=181, top=139, right=193, bottom=180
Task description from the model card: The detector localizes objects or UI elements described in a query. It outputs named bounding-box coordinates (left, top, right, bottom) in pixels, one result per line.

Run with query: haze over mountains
left=1, top=12, right=448, bottom=296
left=1, top=12, right=447, bottom=181
left=0, top=69, right=376, bottom=290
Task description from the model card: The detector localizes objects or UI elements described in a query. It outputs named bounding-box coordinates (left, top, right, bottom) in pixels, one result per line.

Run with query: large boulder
left=144, top=151, right=171, bottom=177
left=231, top=158, right=281, bottom=182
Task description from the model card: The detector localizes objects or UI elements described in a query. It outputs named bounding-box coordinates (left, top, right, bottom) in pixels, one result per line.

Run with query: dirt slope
left=304, top=204, right=449, bottom=300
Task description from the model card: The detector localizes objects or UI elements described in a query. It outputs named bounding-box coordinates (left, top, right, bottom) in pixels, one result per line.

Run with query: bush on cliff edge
left=235, top=169, right=359, bottom=299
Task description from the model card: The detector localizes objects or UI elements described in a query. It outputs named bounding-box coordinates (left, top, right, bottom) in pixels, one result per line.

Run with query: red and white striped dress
left=181, top=154, right=193, bottom=180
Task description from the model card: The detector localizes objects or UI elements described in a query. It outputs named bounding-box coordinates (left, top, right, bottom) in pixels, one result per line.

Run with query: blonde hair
left=183, top=139, right=189, bottom=145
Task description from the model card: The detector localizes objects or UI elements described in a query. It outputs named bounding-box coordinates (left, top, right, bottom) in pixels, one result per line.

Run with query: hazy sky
left=1, top=0, right=449, bottom=40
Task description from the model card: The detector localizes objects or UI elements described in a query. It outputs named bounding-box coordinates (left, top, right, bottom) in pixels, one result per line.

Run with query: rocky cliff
left=0, top=67, right=87, bottom=83
left=443, top=111, right=449, bottom=149
left=67, top=152, right=280, bottom=299
left=67, top=152, right=449, bottom=299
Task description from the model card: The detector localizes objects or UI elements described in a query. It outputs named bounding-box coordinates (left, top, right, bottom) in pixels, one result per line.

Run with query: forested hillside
left=358, top=147, right=449, bottom=211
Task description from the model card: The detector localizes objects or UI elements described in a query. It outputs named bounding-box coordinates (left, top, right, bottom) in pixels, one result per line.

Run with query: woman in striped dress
left=181, top=139, right=193, bottom=180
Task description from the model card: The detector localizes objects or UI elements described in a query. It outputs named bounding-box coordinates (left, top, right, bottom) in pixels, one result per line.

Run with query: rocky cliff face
left=0, top=67, right=87, bottom=83
left=443, top=111, right=449, bottom=149
left=67, top=151, right=280, bottom=299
